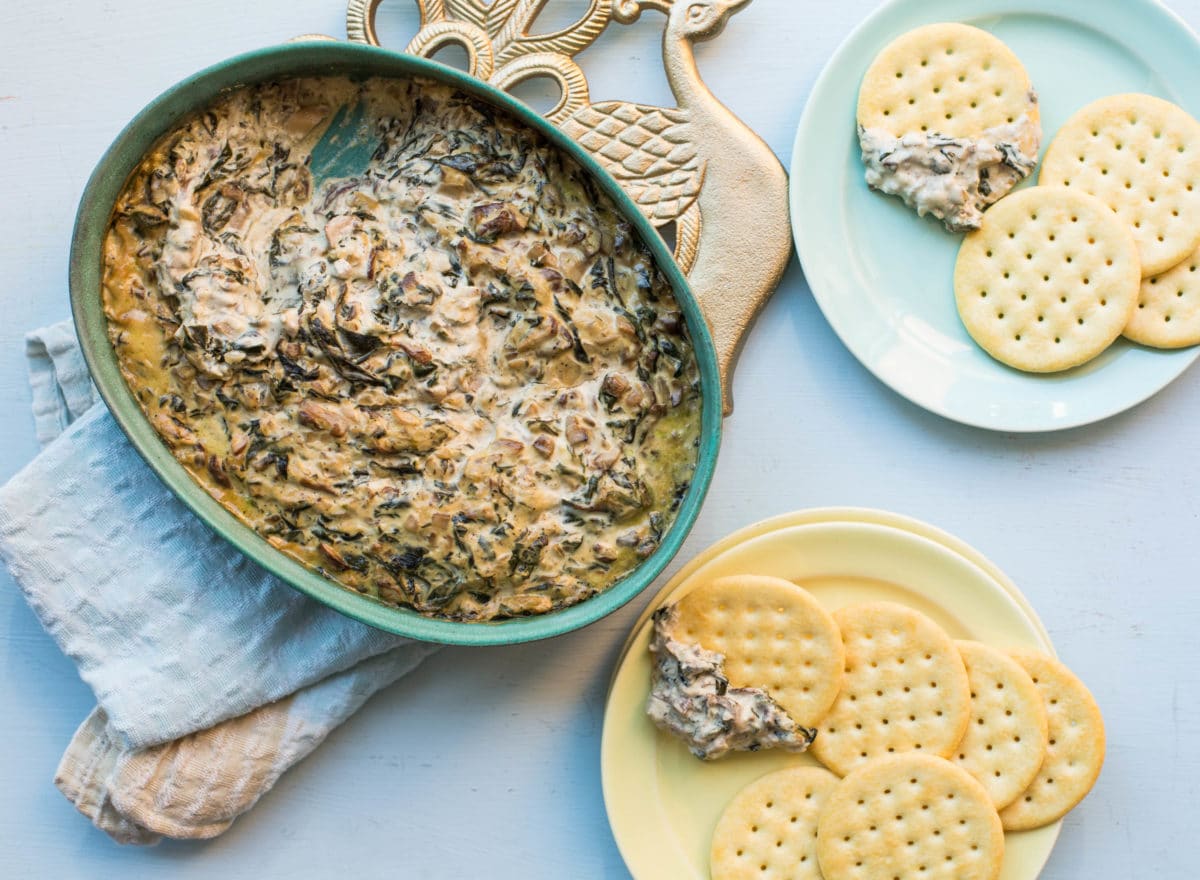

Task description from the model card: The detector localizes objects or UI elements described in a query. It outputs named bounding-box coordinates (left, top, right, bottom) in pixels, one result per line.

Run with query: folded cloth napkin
left=0, top=322, right=441, bottom=844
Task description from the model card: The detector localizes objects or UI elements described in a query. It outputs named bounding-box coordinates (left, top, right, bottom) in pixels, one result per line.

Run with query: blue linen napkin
left=0, top=321, right=440, bottom=842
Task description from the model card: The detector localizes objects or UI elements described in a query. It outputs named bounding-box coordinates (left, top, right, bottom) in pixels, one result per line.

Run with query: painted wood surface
left=0, top=1, right=1197, bottom=876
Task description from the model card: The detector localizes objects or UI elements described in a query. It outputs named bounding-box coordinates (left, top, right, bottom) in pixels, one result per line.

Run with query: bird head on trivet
left=345, top=0, right=793, bottom=414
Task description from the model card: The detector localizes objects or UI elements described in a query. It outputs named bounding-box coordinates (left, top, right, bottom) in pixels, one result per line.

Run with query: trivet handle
left=345, top=0, right=384, bottom=48
left=347, top=0, right=495, bottom=80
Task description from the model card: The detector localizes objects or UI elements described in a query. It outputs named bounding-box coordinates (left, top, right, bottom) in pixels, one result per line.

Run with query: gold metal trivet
left=346, top=0, right=792, bottom=414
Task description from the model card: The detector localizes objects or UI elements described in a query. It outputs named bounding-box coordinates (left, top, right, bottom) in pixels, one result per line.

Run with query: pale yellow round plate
left=601, top=508, right=1060, bottom=880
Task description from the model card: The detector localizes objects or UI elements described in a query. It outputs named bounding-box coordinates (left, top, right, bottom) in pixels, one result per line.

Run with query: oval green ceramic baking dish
left=69, top=41, right=721, bottom=646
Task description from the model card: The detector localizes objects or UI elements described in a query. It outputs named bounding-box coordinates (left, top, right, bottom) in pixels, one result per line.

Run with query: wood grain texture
left=1, top=1, right=1199, bottom=877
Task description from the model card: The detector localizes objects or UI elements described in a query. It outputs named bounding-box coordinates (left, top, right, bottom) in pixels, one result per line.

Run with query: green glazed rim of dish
left=69, top=41, right=722, bottom=646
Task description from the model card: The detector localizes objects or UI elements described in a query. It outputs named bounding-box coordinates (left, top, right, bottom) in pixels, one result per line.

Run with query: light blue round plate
left=790, top=0, right=1200, bottom=432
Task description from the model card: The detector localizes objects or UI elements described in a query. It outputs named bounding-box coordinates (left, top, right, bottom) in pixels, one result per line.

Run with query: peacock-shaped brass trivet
left=347, top=0, right=792, bottom=413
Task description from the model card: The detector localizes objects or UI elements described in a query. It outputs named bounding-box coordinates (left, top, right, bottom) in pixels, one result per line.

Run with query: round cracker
left=1039, top=93, right=1200, bottom=276
left=673, top=575, right=844, bottom=728
left=1125, top=243, right=1200, bottom=347
left=816, top=753, right=1004, bottom=880
left=810, top=602, right=971, bottom=777
left=998, top=649, right=1106, bottom=831
left=857, top=22, right=1039, bottom=153
left=952, top=641, right=1049, bottom=810
left=954, top=186, right=1140, bottom=372
left=710, top=766, right=839, bottom=880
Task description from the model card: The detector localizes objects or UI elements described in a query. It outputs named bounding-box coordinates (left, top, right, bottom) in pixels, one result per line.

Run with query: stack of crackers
left=662, top=576, right=1105, bottom=880
left=859, top=23, right=1200, bottom=372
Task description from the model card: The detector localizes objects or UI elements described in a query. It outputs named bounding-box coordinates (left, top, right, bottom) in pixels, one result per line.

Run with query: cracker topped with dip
left=646, top=575, right=844, bottom=760
left=857, top=23, right=1041, bottom=232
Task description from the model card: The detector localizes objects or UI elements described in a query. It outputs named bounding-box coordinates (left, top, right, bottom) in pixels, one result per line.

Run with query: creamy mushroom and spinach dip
left=647, top=605, right=816, bottom=760
left=101, top=76, right=702, bottom=621
left=858, top=111, right=1040, bottom=233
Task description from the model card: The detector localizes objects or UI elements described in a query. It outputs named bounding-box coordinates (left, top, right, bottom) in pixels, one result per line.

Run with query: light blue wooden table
left=2, top=1, right=1198, bottom=877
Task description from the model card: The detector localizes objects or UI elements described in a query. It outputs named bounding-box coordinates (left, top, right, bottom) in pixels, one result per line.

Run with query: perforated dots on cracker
left=857, top=23, right=1038, bottom=149
left=816, top=753, right=1004, bottom=880
left=674, top=575, right=845, bottom=728
left=952, top=641, right=1049, bottom=810
left=999, top=649, right=1106, bottom=831
left=810, top=602, right=971, bottom=777
left=1126, top=244, right=1200, bottom=347
left=710, top=766, right=838, bottom=880
left=1040, top=93, right=1200, bottom=276
left=954, top=186, right=1140, bottom=372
